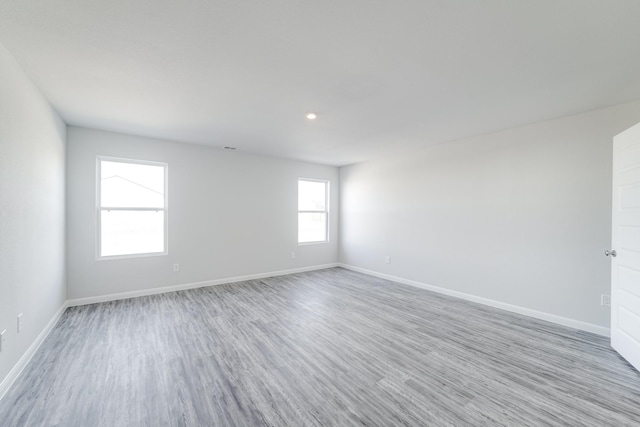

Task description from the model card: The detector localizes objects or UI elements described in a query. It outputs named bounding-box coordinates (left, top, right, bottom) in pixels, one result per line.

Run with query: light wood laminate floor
left=1, top=268, right=639, bottom=426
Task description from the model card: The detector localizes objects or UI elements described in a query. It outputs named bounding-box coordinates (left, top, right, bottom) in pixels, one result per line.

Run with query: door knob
left=605, top=250, right=617, bottom=257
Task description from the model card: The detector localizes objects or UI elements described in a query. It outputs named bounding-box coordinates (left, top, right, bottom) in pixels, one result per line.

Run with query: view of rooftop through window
left=298, top=179, right=328, bottom=244
left=99, top=159, right=167, bottom=258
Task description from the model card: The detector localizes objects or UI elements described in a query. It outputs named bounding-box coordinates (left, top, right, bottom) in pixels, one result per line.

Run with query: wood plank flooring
left=1, top=267, right=639, bottom=426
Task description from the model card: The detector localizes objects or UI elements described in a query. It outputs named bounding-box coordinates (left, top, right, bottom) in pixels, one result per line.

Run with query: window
left=298, top=179, right=329, bottom=244
left=97, top=157, right=167, bottom=259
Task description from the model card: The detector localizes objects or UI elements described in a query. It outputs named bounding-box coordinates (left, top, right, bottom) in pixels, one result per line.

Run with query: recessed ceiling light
left=223, top=146, right=237, bottom=151
left=306, top=112, right=317, bottom=120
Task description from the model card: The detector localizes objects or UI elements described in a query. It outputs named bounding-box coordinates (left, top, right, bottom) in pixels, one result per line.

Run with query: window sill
left=298, top=241, right=328, bottom=246
left=96, top=251, right=168, bottom=261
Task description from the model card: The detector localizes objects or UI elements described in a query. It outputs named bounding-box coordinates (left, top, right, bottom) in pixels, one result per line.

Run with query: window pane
left=298, top=180, right=326, bottom=211
left=101, top=210, right=165, bottom=256
left=298, top=212, right=327, bottom=243
left=101, top=161, right=165, bottom=208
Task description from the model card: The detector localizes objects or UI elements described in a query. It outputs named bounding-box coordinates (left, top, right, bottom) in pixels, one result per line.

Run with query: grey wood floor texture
left=1, top=268, right=639, bottom=426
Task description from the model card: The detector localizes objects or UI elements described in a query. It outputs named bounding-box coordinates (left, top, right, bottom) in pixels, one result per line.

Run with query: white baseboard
left=1, top=264, right=338, bottom=401
left=338, top=263, right=610, bottom=337
left=1, top=261, right=608, bottom=402
left=0, top=302, right=68, bottom=401
left=67, top=263, right=339, bottom=307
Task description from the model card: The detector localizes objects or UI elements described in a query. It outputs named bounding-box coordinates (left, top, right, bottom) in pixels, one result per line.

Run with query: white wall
left=66, top=127, right=339, bottom=300
left=0, top=43, right=66, bottom=386
left=340, top=101, right=640, bottom=331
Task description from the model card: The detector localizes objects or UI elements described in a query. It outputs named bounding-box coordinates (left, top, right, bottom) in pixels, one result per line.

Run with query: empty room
left=2, top=1, right=640, bottom=425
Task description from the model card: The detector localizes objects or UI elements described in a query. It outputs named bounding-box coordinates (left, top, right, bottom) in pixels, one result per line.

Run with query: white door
left=611, top=122, right=640, bottom=371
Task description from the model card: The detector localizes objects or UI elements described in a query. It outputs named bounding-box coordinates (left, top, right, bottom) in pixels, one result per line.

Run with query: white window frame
left=298, top=178, right=329, bottom=245
left=96, top=156, right=169, bottom=260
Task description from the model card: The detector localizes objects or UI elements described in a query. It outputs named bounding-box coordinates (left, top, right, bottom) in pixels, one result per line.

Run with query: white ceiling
left=2, top=1, right=640, bottom=166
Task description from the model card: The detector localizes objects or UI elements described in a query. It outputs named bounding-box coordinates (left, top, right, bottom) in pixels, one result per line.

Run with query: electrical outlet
left=173, top=263, right=180, bottom=272
left=17, top=313, right=23, bottom=333
left=601, top=294, right=611, bottom=307
left=0, top=329, right=6, bottom=352
left=385, top=256, right=391, bottom=264
left=291, top=252, right=296, bottom=259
